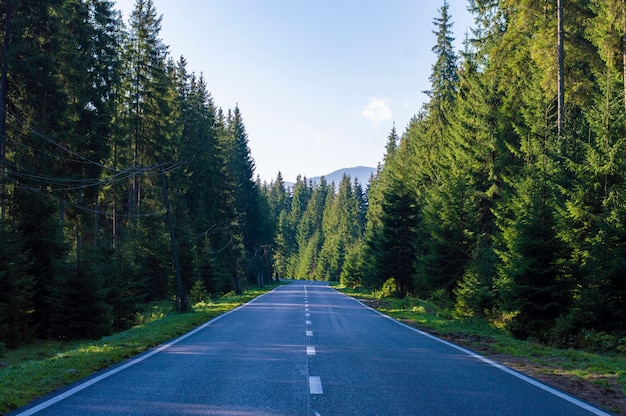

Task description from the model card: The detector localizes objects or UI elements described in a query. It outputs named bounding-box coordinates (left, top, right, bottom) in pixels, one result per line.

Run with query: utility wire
left=2, top=107, right=188, bottom=178
left=1, top=107, right=119, bottom=172
left=207, top=236, right=232, bottom=255
left=16, top=183, right=168, bottom=219
left=186, top=218, right=235, bottom=238
left=3, top=156, right=184, bottom=192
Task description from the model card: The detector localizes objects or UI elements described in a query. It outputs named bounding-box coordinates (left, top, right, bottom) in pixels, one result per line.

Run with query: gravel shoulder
left=437, top=330, right=626, bottom=416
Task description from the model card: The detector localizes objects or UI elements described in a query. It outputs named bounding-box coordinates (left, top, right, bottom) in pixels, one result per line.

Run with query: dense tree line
left=351, top=0, right=626, bottom=346
left=2, top=0, right=625, bottom=352
left=269, top=0, right=626, bottom=348
left=0, top=0, right=272, bottom=348
left=263, top=174, right=367, bottom=283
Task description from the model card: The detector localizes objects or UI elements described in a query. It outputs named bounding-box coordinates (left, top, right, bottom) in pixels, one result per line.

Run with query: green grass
left=0, top=285, right=278, bottom=414
left=338, top=286, right=626, bottom=401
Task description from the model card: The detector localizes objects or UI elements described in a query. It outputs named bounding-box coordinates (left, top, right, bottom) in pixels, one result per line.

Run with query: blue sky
left=114, top=1, right=474, bottom=183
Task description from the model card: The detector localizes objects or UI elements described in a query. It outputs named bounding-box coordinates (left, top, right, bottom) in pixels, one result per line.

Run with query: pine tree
left=449, top=38, right=504, bottom=317
left=408, top=1, right=464, bottom=299
left=267, top=172, right=289, bottom=221
left=424, top=0, right=459, bottom=148
left=266, top=172, right=289, bottom=280
left=0, top=221, right=35, bottom=348
left=48, top=258, right=113, bottom=340
left=378, top=137, right=420, bottom=297
left=358, top=126, right=401, bottom=290
left=123, top=0, right=174, bottom=221
left=496, top=173, right=570, bottom=339
left=316, top=175, right=363, bottom=282
left=117, top=0, right=178, bottom=302
left=282, top=177, right=311, bottom=278
left=295, top=178, right=330, bottom=279
left=557, top=6, right=626, bottom=333
left=221, top=106, right=272, bottom=289
left=3, top=0, right=78, bottom=336
left=0, top=0, right=10, bottom=219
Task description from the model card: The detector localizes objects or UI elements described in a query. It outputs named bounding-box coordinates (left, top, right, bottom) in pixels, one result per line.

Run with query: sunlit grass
left=0, top=284, right=280, bottom=414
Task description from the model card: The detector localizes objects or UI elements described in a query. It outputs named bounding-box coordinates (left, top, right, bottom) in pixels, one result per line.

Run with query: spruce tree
left=496, top=173, right=570, bottom=339
left=378, top=138, right=420, bottom=297
left=409, top=1, right=463, bottom=299
left=0, top=221, right=35, bottom=348
left=295, top=178, right=330, bottom=279
left=119, top=0, right=178, bottom=301
left=266, top=173, right=290, bottom=280
left=316, top=175, right=362, bottom=282
left=558, top=15, right=626, bottom=334
left=282, top=177, right=311, bottom=278
left=221, top=106, right=272, bottom=289
left=4, top=0, right=76, bottom=336
left=356, top=127, right=399, bottom=290
left=448, top=39, right=504, bottom=317
left=424, top=0, right=459, bottom=148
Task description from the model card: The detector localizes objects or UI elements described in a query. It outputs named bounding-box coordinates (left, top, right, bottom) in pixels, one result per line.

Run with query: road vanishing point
left=10, top=281, right=612, bottom=416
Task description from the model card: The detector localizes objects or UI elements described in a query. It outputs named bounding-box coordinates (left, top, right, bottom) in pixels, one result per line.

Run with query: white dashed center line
left=309, top=376, right=323, bottom=394
left=305, top=285, right=323, bottom=403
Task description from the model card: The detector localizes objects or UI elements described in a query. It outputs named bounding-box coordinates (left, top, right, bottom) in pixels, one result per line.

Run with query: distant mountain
left=282, top=166, right=376, bottom=189
left=310, top=166, right=376, bottom=186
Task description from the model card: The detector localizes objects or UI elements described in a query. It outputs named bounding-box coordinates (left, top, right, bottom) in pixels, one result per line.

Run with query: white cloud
left=361, top=97, right=393, bottom=123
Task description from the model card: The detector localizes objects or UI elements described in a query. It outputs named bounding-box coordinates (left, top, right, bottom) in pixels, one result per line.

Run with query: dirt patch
left=358, top=298, right=389, bottom=309
left=400, top=320, right=626, bottom=415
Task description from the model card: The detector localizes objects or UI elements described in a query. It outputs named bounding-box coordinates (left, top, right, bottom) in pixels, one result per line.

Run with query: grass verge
left=338, top=286, right=626, bottom=415
left=0, top=285, right=278, bottom=414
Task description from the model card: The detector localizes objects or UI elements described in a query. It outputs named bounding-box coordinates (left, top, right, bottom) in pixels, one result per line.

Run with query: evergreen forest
left=1, top=0, right=626, bottom=352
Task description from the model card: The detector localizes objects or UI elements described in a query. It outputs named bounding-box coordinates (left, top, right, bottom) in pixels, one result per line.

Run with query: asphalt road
left=11, top=281, right=612, bottom=416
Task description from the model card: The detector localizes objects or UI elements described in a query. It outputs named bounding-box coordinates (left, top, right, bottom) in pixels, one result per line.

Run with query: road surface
left=11, top=281, right=612, bottom=416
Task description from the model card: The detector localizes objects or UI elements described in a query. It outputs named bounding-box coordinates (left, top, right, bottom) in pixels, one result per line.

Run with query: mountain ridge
left=310, top=166, right=376, bottom=185
left=283, top=166, right=376, bottom=189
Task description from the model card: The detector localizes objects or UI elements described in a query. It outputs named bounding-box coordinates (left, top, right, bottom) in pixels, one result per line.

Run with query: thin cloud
left=361, top=97, right=393, bottom=123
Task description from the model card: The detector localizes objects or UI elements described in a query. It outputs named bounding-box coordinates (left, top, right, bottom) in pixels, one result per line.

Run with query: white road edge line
left=342, top=290, right=612, bottom=416
left=13, top=287, right=282, bottom=416
left=309, top=376, right=323, bottom=394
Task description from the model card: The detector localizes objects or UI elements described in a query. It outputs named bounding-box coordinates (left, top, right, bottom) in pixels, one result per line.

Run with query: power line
left=186, top=218, right=235, bottom=238
left=2, top=107, right=188, bottom=177
left=2, top=153, right=184, bottom=192
left=1, top=107, right=119, bottom=172
left=14, top=183, right=168, bottom=219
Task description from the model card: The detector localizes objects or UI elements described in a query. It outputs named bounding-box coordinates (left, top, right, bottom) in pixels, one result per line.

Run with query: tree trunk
left=0, top=0, right=10, bottom=220
left=623, top=0, right=626, bottom=111
left=557, top=0, right=565, bottom=136
left=160, top=165, right=187, bottom=312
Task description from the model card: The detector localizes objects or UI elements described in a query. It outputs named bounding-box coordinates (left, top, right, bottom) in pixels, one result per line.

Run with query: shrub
left=381, top=277, right=397, bottom=297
